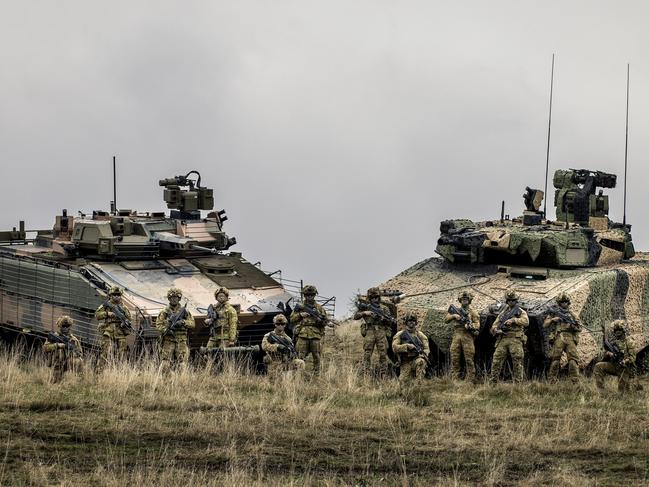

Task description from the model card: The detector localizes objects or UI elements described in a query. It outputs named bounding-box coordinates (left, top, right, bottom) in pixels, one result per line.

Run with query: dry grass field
left=1, top=322, right=648, bottom=486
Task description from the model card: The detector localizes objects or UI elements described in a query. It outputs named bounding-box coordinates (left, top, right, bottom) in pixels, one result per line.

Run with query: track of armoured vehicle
left=376, top=169, right=649, bottom=377
left=0, top=171, right=335, bottom=359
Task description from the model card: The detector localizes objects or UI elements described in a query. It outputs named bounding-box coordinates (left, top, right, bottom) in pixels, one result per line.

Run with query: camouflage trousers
left=49, top=352, right=83, bottom=383
left=490, top=336, right=524, bottom=382
left=450, top=329, right=475, bottom=380
left=548, top=332, right=579, bottom=380
left=98, top=335, right=127, bottom=370
left=296, top=337, right=322, bottom=375
left=362, top=326, right=389, bottom=377
left=399, top=356, right=426, bottom=386
left=159, top=336, right=189, bottom=372
left=593, top=361, right=635, bottom=392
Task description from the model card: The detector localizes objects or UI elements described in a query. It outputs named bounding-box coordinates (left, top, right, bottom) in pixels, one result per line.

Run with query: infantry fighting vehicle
left=378, top=169, right=648, bottom=376
left=0, top=171, right=334, bottom=355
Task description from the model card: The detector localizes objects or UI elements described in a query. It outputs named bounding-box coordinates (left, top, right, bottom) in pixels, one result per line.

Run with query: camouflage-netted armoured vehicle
left=0, top=171, right=334, bottom=355
left=379, top=169, right=648, bottom=376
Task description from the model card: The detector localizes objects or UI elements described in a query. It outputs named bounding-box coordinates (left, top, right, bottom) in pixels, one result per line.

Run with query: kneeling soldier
left=489, top=291, right=529, bottom=383
left=43, top=315, right=83, bottom=383
left=262, top=314, right=305, bottom=376
left=445, top=290, right=480, bottom=381
left=392, top=313, right=429, bottom=386
left=156, top=288, right=195, bottom=372
left=205, top=287, right=238, bottom=349
left=543, top=293, right=582, bottom=381
left=593, top=320, right=636, bottom=393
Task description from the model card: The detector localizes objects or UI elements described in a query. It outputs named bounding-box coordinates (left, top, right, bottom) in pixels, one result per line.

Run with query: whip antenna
left=623, top=64, right=630, bottom=226
left=543, top=53, right=555, bottom=219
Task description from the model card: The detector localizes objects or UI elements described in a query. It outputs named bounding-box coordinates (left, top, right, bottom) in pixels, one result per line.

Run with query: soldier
left=155, top=288, right=195, bottom=372
left=261, top=314, right=305, bottom=376
left=354, top=287, right=394, bottom=378
left=290, top=284, right=328, bottom=376
left=205, top=287, right=238, bottom=349
left=392, top=312, right=429, bottom=386
left=593, top=320, right=636, bottom=393
left=445, top=290, right=480, bottom=381
left=489, top=291, right=529, bottom=383
left=95, top=286, right=132, bottom=368
left=43, top=316, right=83, bottom=383
left=543, top=293, right=582, bottom=381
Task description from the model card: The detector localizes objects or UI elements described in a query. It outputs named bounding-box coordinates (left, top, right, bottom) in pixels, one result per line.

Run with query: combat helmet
left=215, top=287, right=229, bottom=299
left=556, top=293, right=571, bottom=305
left=611, top=319, right=626, bottom=335
left=504, top=290, right=519, bottom=302
left=167, top=287, right=183, bottom=299
left=367, top=287, right=381, bottom=298
left=108, top=286, right=123, bottom=296
left=302, top=285, right=318, bottom=296
left=56, top=315, right=74, bottom=328
left=458, top=290, right=473, bottom=303
left=273, top=314, right=288, bottom=325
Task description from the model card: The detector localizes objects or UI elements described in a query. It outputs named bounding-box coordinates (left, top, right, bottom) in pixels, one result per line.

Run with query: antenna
left=112, top=156, right=117, bottom=214
left=623, top=64, right=630, bottom=226
left=543, top=53, right=555, bottom=219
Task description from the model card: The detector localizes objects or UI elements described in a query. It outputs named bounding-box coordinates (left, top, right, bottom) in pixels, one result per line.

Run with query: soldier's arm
left=228, top=307, right=238, bottom=342
left=261, top=334, right=278, bottom=353
left=420, top=332, right=430, bottom=356
left=512, top=310, right=529, bottom=328
left=392, top=332, right=409, bottom=354
left=470, top=309, right=480, bottom=329
left=625, top=339, right=637, bottom=364
left=123, top=306, right=132, bottom=321
left=155, top=311, right=168, bottom=332
left=542, top=316, right=554, bottom=329
left=72, top=337, right=83, bottom=356
left=95, top=305, right=107, bottom=321
left=570, top=311, right=583, bottom=329
left=42, top=340, right=57, bottom=353
left=290, top=311, right=303, bottom=324
left=444, top=312, right=456, bottom=323
left=184, top=311, right=196, bottom=330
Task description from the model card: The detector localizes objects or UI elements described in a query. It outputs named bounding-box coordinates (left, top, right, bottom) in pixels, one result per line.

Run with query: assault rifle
left=448, top=304, right=478, bottom=336
left=294, top=303, right=330, bottom=326
left=47, top=332, right=82, bottom=357
left=102, top=300, right=140, bottom=337
left=400, top=329, right=431, bottom=368
left=547, top=306, right=581, bottom=331
left=494, top=305, right=521, bottom=334
left=602, top=326, right=628, bottom=368
left=267, top=333, right=298, bottom=359
left=206, top=304, right=221, bottom=336
left=357, top=301, right=397, bottom=325
left=161, top=304, right=188, bottom=337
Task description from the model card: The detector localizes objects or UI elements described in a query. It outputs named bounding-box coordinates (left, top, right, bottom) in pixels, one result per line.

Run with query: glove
left=58, top=343, right=66, bottom=350
left=406, top=344, right=416, bottom=351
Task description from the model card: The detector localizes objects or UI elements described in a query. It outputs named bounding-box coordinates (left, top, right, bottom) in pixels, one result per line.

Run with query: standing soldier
left=489, top=291, right=529, bottom=383
left=205, top=287, right=238, bottom=349
left=543, top=293, right=582, bottom=381
left=392, top=313, right=429, bottom=387
left=43, top=316, right=83, bottom=383
left=155, top=288, right=195, bottom=372
left=445, top=290, right=480, bottom=381
left=95, top=286, right=132, bottom=368
left=354, top=287, right=395, bottom=378
left=593, top=320, right=636, bottom=393
left=262, top=314, right=305, bottom=377
left=290, top=284, right=328, bottom=376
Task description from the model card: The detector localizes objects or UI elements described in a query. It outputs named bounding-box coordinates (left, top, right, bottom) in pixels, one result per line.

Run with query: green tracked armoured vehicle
left=0, top=171, right=334, bottom=356
left=380, top=169, right=648, bottom=377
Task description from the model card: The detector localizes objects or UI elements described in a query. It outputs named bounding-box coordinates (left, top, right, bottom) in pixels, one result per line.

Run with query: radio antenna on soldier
left=543, top=53, right=555, bottom=219
left=623, top=63, right=630, bottom=227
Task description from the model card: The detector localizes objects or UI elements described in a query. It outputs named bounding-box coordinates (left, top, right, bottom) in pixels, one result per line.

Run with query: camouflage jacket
left=43, top=332, right=82, bottom=364
left=604, top=335, right=636, bottom=364
left=155, top=304, right=195, bottom=341
left=543, top=309, right=581, bottom=334
left=392, top=329, right=430, bottom=360
left=290, top=302, right=327, bottom=339
left=262, top=331, right=295, bottom=362
left=491, top=306, right=529, bottom=338
left=207, top=302, right=238, bottom=342
left=444, top=305, right=480, bottom=332
left=95, top=302, right=132, bottom=338
left=353, top=302, right=393, bottom=329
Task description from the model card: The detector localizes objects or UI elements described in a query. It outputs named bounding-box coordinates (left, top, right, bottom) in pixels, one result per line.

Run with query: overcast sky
left=2, top=1, right=649, bottom=316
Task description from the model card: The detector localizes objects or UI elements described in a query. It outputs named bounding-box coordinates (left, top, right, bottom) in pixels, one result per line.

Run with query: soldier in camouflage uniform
left=593, top=320, right=636, bottom=392
left=290, top=284, right=328, bottom=376
left=543, top=293, right=582, bottom=381
left=354, top=287, right=394, bottom=378
left=445, top=290, right=480, bottom=381
left=95, top=286, right=132, bottom=368
left=205, top=287, right=238, bottom=349
left=489, top=291, right=529, bottom=383
left=43, top=315, right=83, bottom=383
left=155, top=288, right=195, bottom=372
left=262, top=314, right=305, bottom=377
left=392, top=313, right=429, bottom=386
